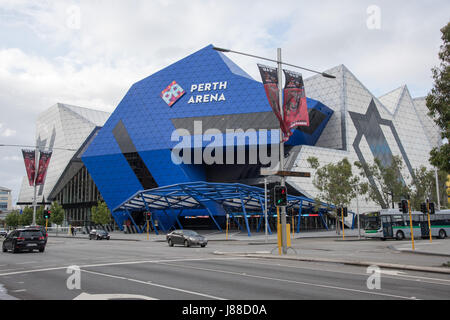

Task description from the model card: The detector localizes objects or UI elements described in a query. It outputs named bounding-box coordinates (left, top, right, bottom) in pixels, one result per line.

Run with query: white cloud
left=2, top=156, right=21, bottom=161
left=1, top=128, right=17, bottom=137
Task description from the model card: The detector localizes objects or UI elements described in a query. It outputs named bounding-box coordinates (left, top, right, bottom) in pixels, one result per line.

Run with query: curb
left=388, top=245, right=450, bottom=258
left=213, top=251, right=450, bottom=275
left=48, top=235, right=140, bottom=242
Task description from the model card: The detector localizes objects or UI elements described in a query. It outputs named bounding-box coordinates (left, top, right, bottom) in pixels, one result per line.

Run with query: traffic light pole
left=426, top=199, right=432, bottom=243
left=264, top=178, right=268, bottom=244
left=277, top=48, right=288, bottom=255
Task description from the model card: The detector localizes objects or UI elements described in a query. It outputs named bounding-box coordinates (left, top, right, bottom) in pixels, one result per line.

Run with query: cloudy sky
left=0, top=0, right=449, bottom=204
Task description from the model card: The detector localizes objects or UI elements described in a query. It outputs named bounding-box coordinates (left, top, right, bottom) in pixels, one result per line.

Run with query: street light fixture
left=212, top=46, right=336, bottom=79
left=213, top=45, right=335, bottom=254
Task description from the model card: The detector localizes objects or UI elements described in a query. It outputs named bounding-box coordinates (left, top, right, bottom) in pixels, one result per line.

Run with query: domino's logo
left=160, top=81, right=185, bottom=107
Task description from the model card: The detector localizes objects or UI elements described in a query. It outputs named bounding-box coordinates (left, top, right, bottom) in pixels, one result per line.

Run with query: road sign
left=260, top=168, right=310, bottom=177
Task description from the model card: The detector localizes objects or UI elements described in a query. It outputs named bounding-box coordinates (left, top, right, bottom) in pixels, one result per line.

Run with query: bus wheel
left=396, top=231, right=405, bottom=240
left=438, top=229, right=447, bottom=239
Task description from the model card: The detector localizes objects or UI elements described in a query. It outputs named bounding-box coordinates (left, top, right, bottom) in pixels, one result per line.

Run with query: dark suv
left=24, top=225, right=48, bottom=244
left=2, top=229, right=46, bottom=253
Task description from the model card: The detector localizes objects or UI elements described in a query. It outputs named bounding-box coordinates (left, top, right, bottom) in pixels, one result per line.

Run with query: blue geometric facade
left=81, top=44, right=333, bottom=228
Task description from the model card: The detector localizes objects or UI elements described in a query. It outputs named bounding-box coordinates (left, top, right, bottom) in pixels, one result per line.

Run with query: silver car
left=166, top=230, right=207, bottom=247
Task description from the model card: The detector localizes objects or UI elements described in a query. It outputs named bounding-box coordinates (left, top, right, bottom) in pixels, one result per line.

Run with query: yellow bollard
left=226, top=214, right=229, bottom=240
left=277, top=207, right=281, bottom=255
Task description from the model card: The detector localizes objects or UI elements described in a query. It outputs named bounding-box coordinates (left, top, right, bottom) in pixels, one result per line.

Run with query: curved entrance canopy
left=113, top=181, right=336, bottom=236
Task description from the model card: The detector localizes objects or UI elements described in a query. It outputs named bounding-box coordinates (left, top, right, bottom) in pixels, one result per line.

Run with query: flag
left=35, top=151, right=52, bottom=185
left=22, top=149, right=36, bottom=186
left=282, top=69, right=309, bottom=141
left=257, top=64, right=289, bottom=136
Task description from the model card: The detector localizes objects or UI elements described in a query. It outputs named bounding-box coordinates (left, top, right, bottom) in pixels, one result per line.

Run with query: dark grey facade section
left=349, top=99, right=415, bottom=207
left=112, top=120, right=157, bottom=190
left=171, top=112, right=279, bottom=135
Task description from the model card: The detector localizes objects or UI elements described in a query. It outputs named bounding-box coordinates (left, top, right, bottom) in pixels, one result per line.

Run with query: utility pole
left=264, top=178, right=268, bottom=243
left=277, top=48, right=288, bottom=255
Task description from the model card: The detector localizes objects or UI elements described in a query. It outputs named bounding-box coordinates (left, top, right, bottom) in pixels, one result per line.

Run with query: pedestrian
left=73, top=227, right=77, bottom=236
left=71, top=226, right=74, bottom=236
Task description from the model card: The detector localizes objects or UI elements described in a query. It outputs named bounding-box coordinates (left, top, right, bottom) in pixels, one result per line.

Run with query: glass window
left=19, top=231, right=43, bottom=237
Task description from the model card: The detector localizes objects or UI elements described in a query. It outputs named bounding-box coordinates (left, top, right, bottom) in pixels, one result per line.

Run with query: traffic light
left=273, top=186, right=287, bottom=207
left=429, top=202, right=435, bottom=214
left=266, top=188, right=273, bottom=208
left=336, top=208, right=342, bottom=217
left=400, top=200, right=408, bottom=214
left=44, top=210, right=51, bottom=219
left=343, top=207, right=348, bottom=217
left=144, top=211, right=151, bottom=219
left=420, top=203, right=427, bottom=214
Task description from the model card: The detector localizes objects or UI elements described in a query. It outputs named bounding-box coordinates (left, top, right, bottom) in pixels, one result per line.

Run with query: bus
left=362, top=209, right=450, bottom=240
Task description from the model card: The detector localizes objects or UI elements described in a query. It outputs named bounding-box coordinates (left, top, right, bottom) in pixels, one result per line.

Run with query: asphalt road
left=0, top=236, right=449, bottom=301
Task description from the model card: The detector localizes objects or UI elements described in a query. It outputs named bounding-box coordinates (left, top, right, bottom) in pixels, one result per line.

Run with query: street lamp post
left=213, top=45, right=335, bottom=254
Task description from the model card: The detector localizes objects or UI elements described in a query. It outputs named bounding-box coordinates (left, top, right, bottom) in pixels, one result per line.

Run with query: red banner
left=35, top=151, right=52, bottom=185
left=257, top=64, right=289, bottom=136
left=282, top=69, right=309, bottom=141
left=22, top=149, right=36, bottom=186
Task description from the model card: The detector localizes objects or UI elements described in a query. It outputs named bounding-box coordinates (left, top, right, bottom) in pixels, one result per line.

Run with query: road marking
left=11, top=289, right=26, bottom=293
left=81, top=269, right=226, bottom=300
left=155, top=261, right=420, bottom=300
left=74, top=292, right=157, bottom=300
left=0, top=257, right=254, bottom=277
left=230, top=259, right=450, bottom=286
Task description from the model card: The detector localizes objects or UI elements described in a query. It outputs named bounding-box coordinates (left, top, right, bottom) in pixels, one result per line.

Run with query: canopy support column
left=239, top=192, right=252, bottom=237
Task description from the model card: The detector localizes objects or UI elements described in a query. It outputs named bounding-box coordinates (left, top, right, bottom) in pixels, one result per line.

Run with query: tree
left=50, top=201, right=65, bottom=235
left=410, top=167, right=448, bottom=210
left=19, top=207, right=33, bottom=226
left=50, top=201, right=64, bottom=225
left=426, top=22, right=450, bottom=172
left=307, top=157, right=365, bottom=230
left=91, top=201, right=111, bottom=226
left=5, top=210, right=20, bottom=228
left=355, top=156, right=410, bottom=209
left=410, top=166, right=435, bottom=210
left=36, top=206, right=45, bottom=226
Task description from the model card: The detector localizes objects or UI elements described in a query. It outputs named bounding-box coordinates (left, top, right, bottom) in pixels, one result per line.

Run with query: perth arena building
left=17, top=44, right=442, bottom=235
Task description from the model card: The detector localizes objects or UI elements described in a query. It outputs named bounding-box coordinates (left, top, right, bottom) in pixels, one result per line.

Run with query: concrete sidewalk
left=389, top=240, right=450, bottom=257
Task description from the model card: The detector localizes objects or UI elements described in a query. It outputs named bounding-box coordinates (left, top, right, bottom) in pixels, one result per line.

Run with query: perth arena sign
left=188, top=81, right=227, bottom=104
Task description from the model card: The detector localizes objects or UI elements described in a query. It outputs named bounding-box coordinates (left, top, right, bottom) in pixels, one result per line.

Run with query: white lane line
left=11, top=289, right=27, bottom=293
left=233, top=259, right=450, bottom=286
left=155, top=262, right=419, bottom=300
left=0, top=257, right=254, bottom=277
left=81, top=269, right=226, bottom=300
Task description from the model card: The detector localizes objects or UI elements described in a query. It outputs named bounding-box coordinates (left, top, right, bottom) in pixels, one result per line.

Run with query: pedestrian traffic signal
left=273, top=186, right=287, bottom=207
left=429, top=202, right=435, bottom=214
left=420, top=203, right=427, bottom=214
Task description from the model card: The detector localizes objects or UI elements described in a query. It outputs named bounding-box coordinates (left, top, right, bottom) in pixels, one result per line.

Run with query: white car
left=0, top=229, right=8, bottom=237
